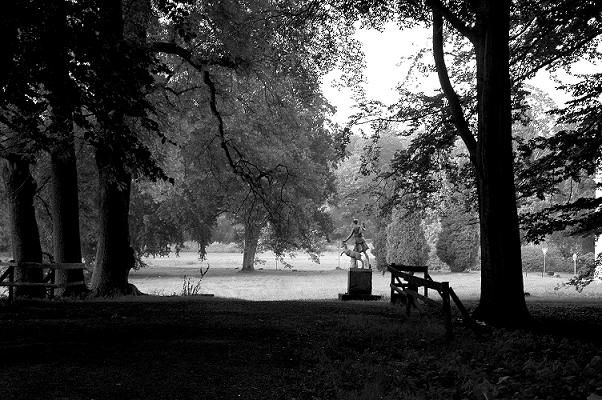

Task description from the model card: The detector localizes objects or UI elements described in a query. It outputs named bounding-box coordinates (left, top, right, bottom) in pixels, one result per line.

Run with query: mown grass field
left=130, top=250, right=602, bottom=301
left=1, top=250, right=601, bottom=400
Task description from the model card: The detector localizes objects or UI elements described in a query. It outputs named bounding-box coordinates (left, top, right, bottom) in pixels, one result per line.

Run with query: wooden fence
left=0, top=262, right=86, bottom=302
left=388, top=264, right=475, bottom=336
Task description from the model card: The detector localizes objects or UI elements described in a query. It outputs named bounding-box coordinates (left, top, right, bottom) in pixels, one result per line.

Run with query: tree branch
left=151, top=41, right=243, bottom=70
left=427, top=0, right=477, bottom=43
left=432, top=7, right=477, bottom=160
left=511, top=31, right=602, bottom=83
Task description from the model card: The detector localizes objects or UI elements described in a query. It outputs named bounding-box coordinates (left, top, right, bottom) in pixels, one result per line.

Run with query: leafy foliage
left=436, top=199, right=479, bottom=272
left=385, top=207, right=429, bottom=266
left=521, top=245, right=566, bottom=273
left=557, top=252, right=599, bottom=292
left=126, top=0, right=357, bottom=263
left=348, top=1, right=602, bottom=247
left=372, top=220, right=388, bottom=270
left=517, top=72, right=602, bottom=242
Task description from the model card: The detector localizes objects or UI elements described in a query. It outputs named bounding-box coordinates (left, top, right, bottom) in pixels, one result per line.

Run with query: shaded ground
left=0, top=298, right=601, bottom=400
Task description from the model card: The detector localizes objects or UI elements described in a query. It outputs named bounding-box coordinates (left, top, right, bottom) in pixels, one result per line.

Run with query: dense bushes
left=520, top=245, right=575, bottom=273
left=385, top=208, right=429, bottom=266
left=436, top=206, right=479, bottom=272
left=371, top=224, right=388, bottom=271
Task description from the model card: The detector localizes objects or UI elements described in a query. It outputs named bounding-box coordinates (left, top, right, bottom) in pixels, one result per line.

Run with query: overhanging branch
left=427, top=0, right=477, bottom=44
left=432, top=8, right=477, bottom=160
left=151, top=41, right=244, bottom=70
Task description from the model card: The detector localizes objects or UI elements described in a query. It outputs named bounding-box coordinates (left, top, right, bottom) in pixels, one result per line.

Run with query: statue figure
left=340, top=241, right=364, bottom=268
left=342, top=218, right=370, bottom=269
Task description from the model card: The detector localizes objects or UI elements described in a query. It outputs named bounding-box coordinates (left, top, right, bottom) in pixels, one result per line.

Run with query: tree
left=517, top=73, right=602, bottom=241
left=436, top=195, right=479, bottom=272
left=0, top=2, right=49, bottom=297
left=85, top=0, right=167, bottom=296
left=385, top=207, right=429, bottom=266
left=347, top=0, right=602, bottom=325
left=0, top=157, right=44, bottom=297
left=199, top=71, right=339, bottom=271
left=426, top=0, right=530, bottom=324
left=44, top=1, right=86, bottom=295
left=144, top=0, right=360, bottom=271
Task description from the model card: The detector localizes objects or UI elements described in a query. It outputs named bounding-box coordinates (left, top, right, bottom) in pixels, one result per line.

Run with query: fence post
left=441, top=282, right=452, bottom=338
left=8, top=266, right=14, bottom=303
left=390, top=267, right=394, bottom=302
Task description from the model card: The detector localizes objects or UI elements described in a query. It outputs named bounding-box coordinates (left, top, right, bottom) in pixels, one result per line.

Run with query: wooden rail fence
left=388, top=264, right=475, bottom=336
left=0, top=262, right=86, bottom=302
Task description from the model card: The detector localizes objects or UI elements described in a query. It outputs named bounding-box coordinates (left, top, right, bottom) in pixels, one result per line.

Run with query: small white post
left=572, top=253, right=577, bottom=277
left=542, top=247, right=548, bottom=277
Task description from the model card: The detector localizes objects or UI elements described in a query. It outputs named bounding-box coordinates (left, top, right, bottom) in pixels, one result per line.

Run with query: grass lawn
left=129, top=251, right=602, bottom=301
left=1, top=251, right=601, bottom=399
left=0, top=298, right=601, bottom=400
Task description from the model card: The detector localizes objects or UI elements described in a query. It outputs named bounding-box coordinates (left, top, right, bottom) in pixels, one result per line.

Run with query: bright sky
left=322, top=23, right=433, bottom=125
left=322, top=23, right=599, bottom=127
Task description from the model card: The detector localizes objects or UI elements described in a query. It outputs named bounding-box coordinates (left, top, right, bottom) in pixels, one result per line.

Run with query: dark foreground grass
left=0, top=298, right=601, bottom=400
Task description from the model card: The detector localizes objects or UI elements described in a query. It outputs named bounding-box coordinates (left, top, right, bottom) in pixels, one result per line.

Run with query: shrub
left=385, top=208, right=429, bottom=266
left=576, top=252, right=596, bottom=275
left=557, top=253, right=599, bottom=292
left=423, top=213, right=447, bottom=271
left=372, top=224, right=388, bottom=271
left=436, top=207, right=479, bottom=272
left=521, top=245, right=571, bottom=273
left=180, top=264, right=210, bottom=296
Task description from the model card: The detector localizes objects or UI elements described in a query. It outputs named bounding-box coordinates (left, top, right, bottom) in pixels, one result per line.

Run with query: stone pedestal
left=348, top=268, right=372, bottom=294
left=339, top=268, right=382, bottom=301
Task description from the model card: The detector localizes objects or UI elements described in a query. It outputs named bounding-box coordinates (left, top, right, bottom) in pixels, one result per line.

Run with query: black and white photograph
left=1, top=1, right=601, bottom=399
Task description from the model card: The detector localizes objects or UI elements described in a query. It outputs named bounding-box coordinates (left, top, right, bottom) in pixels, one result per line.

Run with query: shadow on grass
left=0, top=298, right=600, bottom=400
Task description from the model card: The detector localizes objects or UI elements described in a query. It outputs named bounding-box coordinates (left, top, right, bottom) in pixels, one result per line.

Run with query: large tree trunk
left=1, top=158, right=44, bottom=298
left=50, top=145, right=86, bottom=295
left=241, top=222, right=261, bottom=272
left=46, top=0, right=86, bottom=295
left=472, top=0, right=529, bottom=325
left=90, top=148, right=135, bottom=296
left=88, top=0, right=150, bottom=296
left=432, top=1, right=529, bottom=325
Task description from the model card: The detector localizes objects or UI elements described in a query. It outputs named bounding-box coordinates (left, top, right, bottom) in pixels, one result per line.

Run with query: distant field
left=1, top=250, right=599, bottom=302
left=130, top=251, right=602, bottom=302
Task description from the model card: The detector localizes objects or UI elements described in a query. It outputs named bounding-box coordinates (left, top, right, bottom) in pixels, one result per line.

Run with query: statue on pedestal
left=342, top=218, right=370, bottom=269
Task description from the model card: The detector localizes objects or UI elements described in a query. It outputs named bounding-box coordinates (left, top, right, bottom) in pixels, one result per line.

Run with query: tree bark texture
left=90, top=148, right=134, bottom=296
left=50, top=145, right=86, bottom=294
left=242, top=222, right=261, bottom=272
left=472, top=0, right=529, bottom=324
left=46, top=0, right=86, bottom=295
left=1, top=158, right=44, bottom=297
